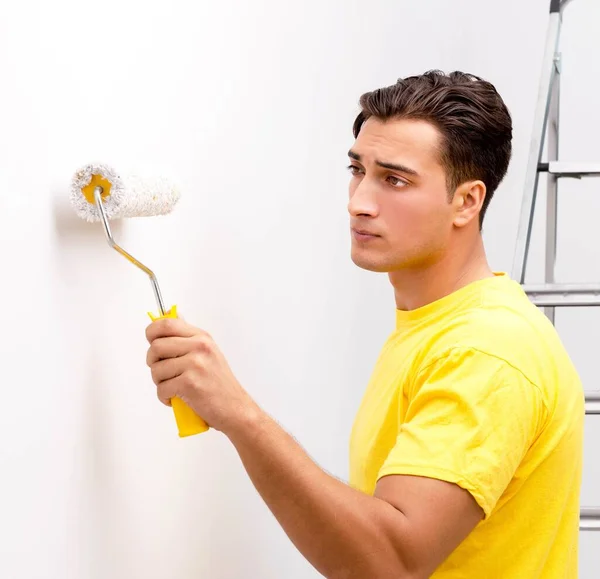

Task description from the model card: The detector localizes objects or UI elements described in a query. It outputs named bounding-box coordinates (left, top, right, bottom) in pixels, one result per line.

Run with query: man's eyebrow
left=376, top=160, right=419, bottom=176
left=347, top=150, right=419, bottom=177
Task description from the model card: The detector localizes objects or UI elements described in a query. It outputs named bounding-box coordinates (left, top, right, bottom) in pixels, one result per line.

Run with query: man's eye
left=387, top=175, right=407, bottom=187
left=347, top=164, right=363, bottom=176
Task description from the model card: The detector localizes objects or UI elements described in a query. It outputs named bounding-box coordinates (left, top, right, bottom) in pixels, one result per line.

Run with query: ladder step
left=539, top=161, right=600, bottom=177
left=580, top=507, right=600, bottom=531
left=586, top=392, right=600, bottom=415
left=523, top=284, right=600, bottom=306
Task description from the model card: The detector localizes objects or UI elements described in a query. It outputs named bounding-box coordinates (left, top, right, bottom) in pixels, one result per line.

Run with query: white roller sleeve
left=70, top=162, right=181, bottom=222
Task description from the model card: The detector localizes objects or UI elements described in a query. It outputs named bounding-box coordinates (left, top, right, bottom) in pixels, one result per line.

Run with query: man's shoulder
left=426, top=299, right=559, bottom=361
left=414, top=302, right=580, bottom=406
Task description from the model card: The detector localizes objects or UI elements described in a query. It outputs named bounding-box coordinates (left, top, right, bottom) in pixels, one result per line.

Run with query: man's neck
left=389, top=235, right=494, bottom=311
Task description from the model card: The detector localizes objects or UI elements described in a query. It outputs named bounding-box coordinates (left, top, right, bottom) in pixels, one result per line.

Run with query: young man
left=145, top=70, right=585, bottom=578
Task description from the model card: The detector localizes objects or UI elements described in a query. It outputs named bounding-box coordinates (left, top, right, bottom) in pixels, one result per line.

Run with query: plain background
left=1, top=0, right=599, bottom=577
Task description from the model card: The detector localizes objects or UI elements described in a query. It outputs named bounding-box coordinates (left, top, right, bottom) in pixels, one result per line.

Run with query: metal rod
left=580, top=507, right=600, bottom=531
left=544, top=53, right=561, bottom=323
left=586, top=391, right=600, bottom=415
left=523, top=283, right=600, bottom=294
left=560, top=0, right=575, bottom=13
left=511, top=13, right=563, bottom=284
left=546, top=161, right=600, bottom=176
left=94, top=187, right=167, bottom=316
left=586, top=398, right=600, bottom=415
left=523, top=283, right=600, bottom=307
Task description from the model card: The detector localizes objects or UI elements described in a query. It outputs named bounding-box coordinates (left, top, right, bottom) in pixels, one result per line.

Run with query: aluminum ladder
left=511, top=0, right=599, bottom=531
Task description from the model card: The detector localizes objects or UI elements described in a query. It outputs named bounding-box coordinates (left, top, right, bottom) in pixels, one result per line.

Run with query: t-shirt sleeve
left=377, top=347, right=547, bottom=518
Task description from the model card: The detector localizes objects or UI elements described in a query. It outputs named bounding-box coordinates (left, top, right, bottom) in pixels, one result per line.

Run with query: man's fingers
left=146, top=337, right=190, bottom=366
left=155, top=375, right=182, bottom=407
left=150, top=357, right=185, bottom=387
left=145, top=317, right=197, bottom=343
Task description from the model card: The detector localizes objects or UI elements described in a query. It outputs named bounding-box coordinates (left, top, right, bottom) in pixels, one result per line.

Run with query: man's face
left=348, top=117, right=456, bottom=273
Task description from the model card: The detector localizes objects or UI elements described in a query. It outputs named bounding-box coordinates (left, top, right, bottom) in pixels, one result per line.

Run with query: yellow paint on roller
left=81, top=174, right=112, bottom=204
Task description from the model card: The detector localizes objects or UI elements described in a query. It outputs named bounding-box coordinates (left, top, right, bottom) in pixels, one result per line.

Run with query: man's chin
left=350, top=252, right=391, bottom=273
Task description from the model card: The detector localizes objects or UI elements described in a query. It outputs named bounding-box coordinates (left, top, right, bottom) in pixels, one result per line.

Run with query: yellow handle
left=148, top=305, right=210, bottom=438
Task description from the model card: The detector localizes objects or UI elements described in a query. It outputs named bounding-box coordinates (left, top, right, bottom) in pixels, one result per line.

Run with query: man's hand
left=145, top=317, right=260, bottom=433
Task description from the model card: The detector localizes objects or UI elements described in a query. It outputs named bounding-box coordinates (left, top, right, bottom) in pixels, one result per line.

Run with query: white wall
left=1, top=0, right=598, bottom=577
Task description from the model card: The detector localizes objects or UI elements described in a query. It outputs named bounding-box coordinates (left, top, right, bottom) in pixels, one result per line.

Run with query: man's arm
left=145, top=319, right=484, bottom=578
left=226, top=410, right=483, bottom=579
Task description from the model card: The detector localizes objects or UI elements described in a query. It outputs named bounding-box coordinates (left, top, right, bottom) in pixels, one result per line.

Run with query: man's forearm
left=225, top=410, right=411, bottom=579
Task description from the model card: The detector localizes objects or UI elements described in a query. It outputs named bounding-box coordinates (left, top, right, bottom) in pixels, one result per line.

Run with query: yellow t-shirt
left=349, top=272, right=584, bottom=578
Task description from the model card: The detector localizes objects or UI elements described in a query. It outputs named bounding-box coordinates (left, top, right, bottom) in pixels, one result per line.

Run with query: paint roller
left=70, top=162, right=209, bottom=438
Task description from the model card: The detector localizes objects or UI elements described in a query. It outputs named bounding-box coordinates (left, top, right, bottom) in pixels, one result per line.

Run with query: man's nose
left=348, top=179, right=379, bottom=218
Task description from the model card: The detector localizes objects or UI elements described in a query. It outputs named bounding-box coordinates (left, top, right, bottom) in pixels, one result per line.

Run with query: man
left=145, top=70, right=584, bottom=578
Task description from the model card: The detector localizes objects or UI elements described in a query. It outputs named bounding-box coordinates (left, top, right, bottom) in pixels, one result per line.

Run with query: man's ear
left=452, top=180, right=486, bottom=228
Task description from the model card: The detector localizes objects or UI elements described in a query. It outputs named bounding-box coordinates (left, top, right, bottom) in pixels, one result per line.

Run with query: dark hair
left=353, top=70, right=512, bottom=227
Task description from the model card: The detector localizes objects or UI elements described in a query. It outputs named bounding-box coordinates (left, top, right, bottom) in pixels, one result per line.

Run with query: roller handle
left=148, top=305, right=210, bottom=437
